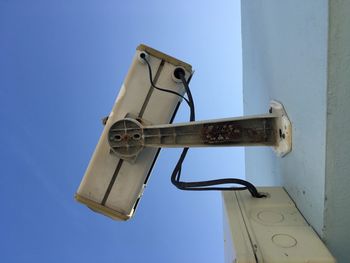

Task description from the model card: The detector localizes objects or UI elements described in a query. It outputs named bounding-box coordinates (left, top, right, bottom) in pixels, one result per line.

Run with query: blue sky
left=0, top=1, right=243, bottom=262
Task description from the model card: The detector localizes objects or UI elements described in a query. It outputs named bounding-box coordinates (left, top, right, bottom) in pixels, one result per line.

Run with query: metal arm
left=108, top=101, right=292, bottom=161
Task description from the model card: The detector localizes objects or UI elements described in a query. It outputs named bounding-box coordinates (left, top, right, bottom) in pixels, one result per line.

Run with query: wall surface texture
left=241, top=1, right=350, bottom=262
left=324, top=0, right=350, bottom=261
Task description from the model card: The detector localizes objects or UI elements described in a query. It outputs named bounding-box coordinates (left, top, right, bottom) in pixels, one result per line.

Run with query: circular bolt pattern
left=108, top=119, right=144, bottom=158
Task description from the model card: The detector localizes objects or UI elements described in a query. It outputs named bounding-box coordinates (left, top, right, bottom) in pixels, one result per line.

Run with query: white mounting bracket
left=270, top=100, right=292, bottom=157
left=107, top=100, right=292, bottom=161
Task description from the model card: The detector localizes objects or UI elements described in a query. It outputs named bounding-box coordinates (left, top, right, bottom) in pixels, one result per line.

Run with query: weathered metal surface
left=107, top=101, right=292, bottom=161
left=201, top=119, right=276, bottom=145
left=108, top=116, right=278, bottom=160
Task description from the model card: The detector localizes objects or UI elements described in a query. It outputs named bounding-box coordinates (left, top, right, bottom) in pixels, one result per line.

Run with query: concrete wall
left=324, top=1, right=350, bottom=261
left=242, top=0, right=328, bottom=235
left=241, top=1, right=350, bottom=261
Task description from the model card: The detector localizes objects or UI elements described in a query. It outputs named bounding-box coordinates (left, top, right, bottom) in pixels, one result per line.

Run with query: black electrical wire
left=141, top=54, right=191, bottom=106
left=141, top=55, right=265, bottom=198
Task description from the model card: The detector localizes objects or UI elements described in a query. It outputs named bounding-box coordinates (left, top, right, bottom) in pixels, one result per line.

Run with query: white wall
left=241, top=1, right=350, bottom=262
left=324, top=1, right=350, bottom=261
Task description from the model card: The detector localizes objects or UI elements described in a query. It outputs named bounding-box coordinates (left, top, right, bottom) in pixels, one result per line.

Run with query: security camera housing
left=75, top=45, right=192, bottom=220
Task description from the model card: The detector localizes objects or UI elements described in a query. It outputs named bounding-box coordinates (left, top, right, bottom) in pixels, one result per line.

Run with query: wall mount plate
left=270, top=100, right=292, bottom=157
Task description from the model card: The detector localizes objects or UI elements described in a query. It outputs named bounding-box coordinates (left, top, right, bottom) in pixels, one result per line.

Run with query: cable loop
left=141, top=56, right=265, bottom=198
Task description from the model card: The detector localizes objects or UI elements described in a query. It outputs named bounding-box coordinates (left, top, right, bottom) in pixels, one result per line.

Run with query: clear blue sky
left=0, top=1, right=243, bottom=262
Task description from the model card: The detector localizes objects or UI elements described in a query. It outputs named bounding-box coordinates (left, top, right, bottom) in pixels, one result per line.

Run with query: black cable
left=141, top=55, right=265, bottom=198
left=141, top=55, right=191, bottom=106
left=179, top=73, right=195, bottom=122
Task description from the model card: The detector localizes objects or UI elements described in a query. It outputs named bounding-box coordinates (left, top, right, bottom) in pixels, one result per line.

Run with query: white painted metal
left=222, top=188, right=335, bottom=263
left=107, top=101, right=291, bottom=160
left=270, top=101, right=292, bottom=157
left=76, top=45, right=192, bottom=220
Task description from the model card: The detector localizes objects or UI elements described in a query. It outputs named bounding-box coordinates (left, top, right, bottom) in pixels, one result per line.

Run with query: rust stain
left=202, top=122, right=243, bottom=144
left=201, top=121, right=275, bottom=145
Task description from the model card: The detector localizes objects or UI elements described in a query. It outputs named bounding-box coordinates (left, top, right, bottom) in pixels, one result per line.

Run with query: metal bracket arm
left=108, top=101, right=292, bottom=161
